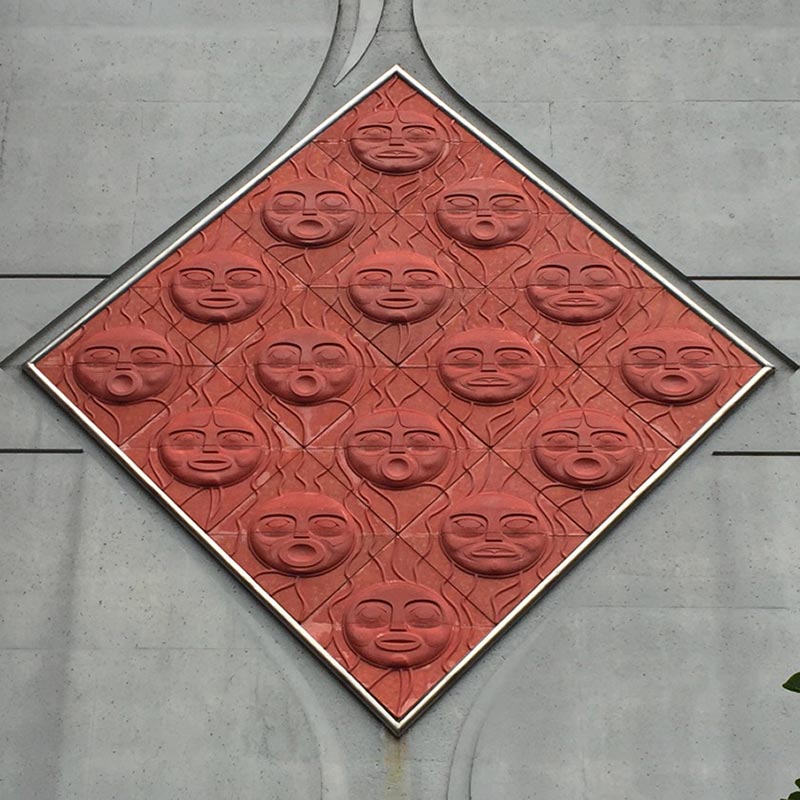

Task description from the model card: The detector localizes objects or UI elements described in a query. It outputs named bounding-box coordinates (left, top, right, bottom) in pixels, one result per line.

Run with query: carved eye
left=314, top=345, right=347, bottom=367
left=219, top=430, right=256, bottom=448
left=450, top=515, right=485, bottom=534
left=132, top=347, right=168, bottom=363
left=630, top=347, right=664, bottom=364
left=680, top=347, right=714, bottom=364
left=503, top=515, right=537, bottom=534
left=310, top=515, right=346, bottom=536
left=404, top=125, right=435, bottom=139
left=444, top=194, right=477, bottom=211
left=357, top=270, right=390, bottom=284
left=179, top=268, right=213, bottom=285
left=406, top=270, right=437, bottom=284
left=257, top=515, right=294, bottom=535
left=582, top=265, right=616, bottom=285
left=226, top=268, right=261, bottom=286
left=447, top=348, right=481, bottom=365
left=543, top=431, right=578, bottom=449
left=535, top=266, right=568, bottom=285
left=355, top=431, right=390, bottom=449
left=266, top=345, right=298, bottom=366
left=405, top=601, right=444, bottom=628
left=355, top=601, right=391, bottom=627
left=357, top=126, right=390, bottom=140
left=497, top=348, right=532, bottom=366
left=273, top=193, right=303, bottom=210
left=592, top=431, right=628, bottom=449
left=169, top=430, right=203, bottom=448
left=83, top=347, right=118, bottom=362
left=405, top=431, right=439, bottom=449
left=317, top=192, right=350, bottom=211
left=491, top=194, right=525, bottom=212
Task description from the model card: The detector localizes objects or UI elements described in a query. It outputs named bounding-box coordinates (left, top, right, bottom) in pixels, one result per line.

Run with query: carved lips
left=343, top=581, right=456, bottom=668
left=169, top=251, right=270, bottom=323
left=621, top=327, right=723, bottom=404
left=437, top=328, right=543, bottom=404
left=441, top=492, right=551, bottom=577
left=436, top=177, right=532, bottom=247
left=74, top=327, right=178, bottom=403
left=349, top=109, right=447, bottom=174
left=345, top=409, right=452, bottom=488
left=346, top=251, right=449, bottom=323
left=261, top=178, right=362, bottom=247
left=256, top=327, right=358, bottom=405
left=248, top=493, right=356, bottom=576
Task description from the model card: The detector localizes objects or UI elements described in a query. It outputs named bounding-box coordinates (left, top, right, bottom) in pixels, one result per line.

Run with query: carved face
left=441, top=493, right=551, bottom=577
left=346, top=252, right=449, bottom=323
left=532, top=409, right=640, bottom=489
left=343, top=582, right=456, bottom=668
left=74, top=328, right=177, bottom=403
left=256, top=328, right=358, bottom=405
left=248, top=493, right=355, bottom=576
left=345, top=409, right=452, bottom=489
left=621, top=328, right=723, bottom=404
left=349, top=109, right=446, bottom=174
left=436, top=178, right=532, bottom=248
left=169, top=251, right=269, bottom=323
left=437, top=329, right=542, bottom=404
left=261, top=178, right=361, bottom=247
left=158, top=409, right=264, bottom=487
left=526, top=253, right=627, bottom=324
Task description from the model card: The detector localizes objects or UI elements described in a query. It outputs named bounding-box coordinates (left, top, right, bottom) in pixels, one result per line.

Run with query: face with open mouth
left=261, top=178, right=362, bottom=247
left=343, top=581, right=456, bottom=668
left=435, top=178, right=532, bottom=248
left=346, top=251, right=449, bottom=323
left=169, top=251, right=269, bottom=323
left=441, top=492, right=551, bottom=577
left=345, top=409, right=452, bottom=489
left=526, top=252, right=627, bottom=324
left=247, top=493, right=355, bottom=576
left=256, top=327, right=358, bottom=405
left=349, top=108, right=446, bottom=174
left=621, top=327, right=723, bottom=404
left=158, top=408, right=265, bottom=487
left=532, top=408, right=641, bottom=489
left=437, top=329, right=542, bottom=404
left=74, top=327, right=177, bottom=403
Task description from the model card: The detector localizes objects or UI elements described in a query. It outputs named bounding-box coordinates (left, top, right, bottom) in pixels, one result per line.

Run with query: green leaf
left=783, top=673, right=800, bottom=692
left=786, top=792, right=800, bottom=800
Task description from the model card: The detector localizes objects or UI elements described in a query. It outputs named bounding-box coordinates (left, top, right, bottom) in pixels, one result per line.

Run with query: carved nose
left=292, top=529, right=310, bottom=539
left=481, top=362, right=498, bottom=372
left=202, top=444, right=220, bottom=453
left=116, top=361, right=133, bottom=370
left=664, top=362, right=680, bottom=370
left=298, top=363, right=314, bottom=372
left=389, top=137, right=404, bottom=146
left=389, top=618, right=407, bottom=632
left=477, top=209, right=491, bottom=217
left=577, top=445, right=593, bottom=453
left=485, top=529, right=503, bottom=542
left=211, top=282, right=226, bottom=291
left=567, top=284, right=583, bottom=293
left=389, top=445, right=405, bottom=454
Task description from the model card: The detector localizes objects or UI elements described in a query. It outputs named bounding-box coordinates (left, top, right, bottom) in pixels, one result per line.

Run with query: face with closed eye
left=526, top=253, right=626, bottom=324
left=441, top=492, right=551, bottom=576
left=621, top=328, right=723, bottom=404
left=349, top=109, right=446, bottom=174
left=532, top=409, right=640, bottom=489
left=248, top=493, right=355, bottom=576
left=261, top=178, right=362, bottom=247
left=343, top=581, right=456, bottom=668
left=437, top=329, right=542, bottom=404
left=345, top=409, right=452, bottom=489
left=435, top=178, right=532, bottom=248
left=158, top=409, right=264, bottom=487
left=256, top=327, right=358, bottom=405
left=169, top=251, right=269, bottom=323
left=346, top=252, right=449, bottom=323
left=74, top=327, right=177, bottom=403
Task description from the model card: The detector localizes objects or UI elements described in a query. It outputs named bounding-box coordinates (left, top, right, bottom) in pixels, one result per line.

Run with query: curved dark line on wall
left=409, top=0, right=792, bottom=373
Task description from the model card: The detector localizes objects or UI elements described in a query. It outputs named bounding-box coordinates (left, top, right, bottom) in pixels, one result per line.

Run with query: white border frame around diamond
left=25, top=65, right=774, bottom=735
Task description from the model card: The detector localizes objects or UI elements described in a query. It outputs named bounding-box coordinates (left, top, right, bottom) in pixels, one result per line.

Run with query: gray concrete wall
left=2, top=1, right=799, bottom=797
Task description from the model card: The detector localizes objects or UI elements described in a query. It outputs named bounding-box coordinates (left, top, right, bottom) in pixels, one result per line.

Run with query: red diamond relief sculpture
left=30, top=71, right=769, bottom=731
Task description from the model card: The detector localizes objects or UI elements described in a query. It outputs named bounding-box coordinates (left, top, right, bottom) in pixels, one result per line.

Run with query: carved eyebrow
left=580, top=264, right=615, bottom=272
left=267, top=342, right=302, bottom=352
left=312, top=343, right=348, bottom=353
left=402, top=123, right=436, bottom=131
left=495, top=347, right=532, bottom=356
left=591, top=428, right=628, bottom=437
left=490, top=193, right=525, bottom=202
left=219, top=428, right=257, bottom=438
left=500, top=513, right=537, bottom=523
left=309, top=514, right=348, bottom=523
left=168, top=427, right=204, bottom=437
left=179, top=266, right=214, bottom=276
left=450, top=513, right=487, bottom=522
left=404, top=428, right=442, bottom=440
left=354, top=429, right=391, bottom=438
left=678, top=345, right=714, bottom=354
